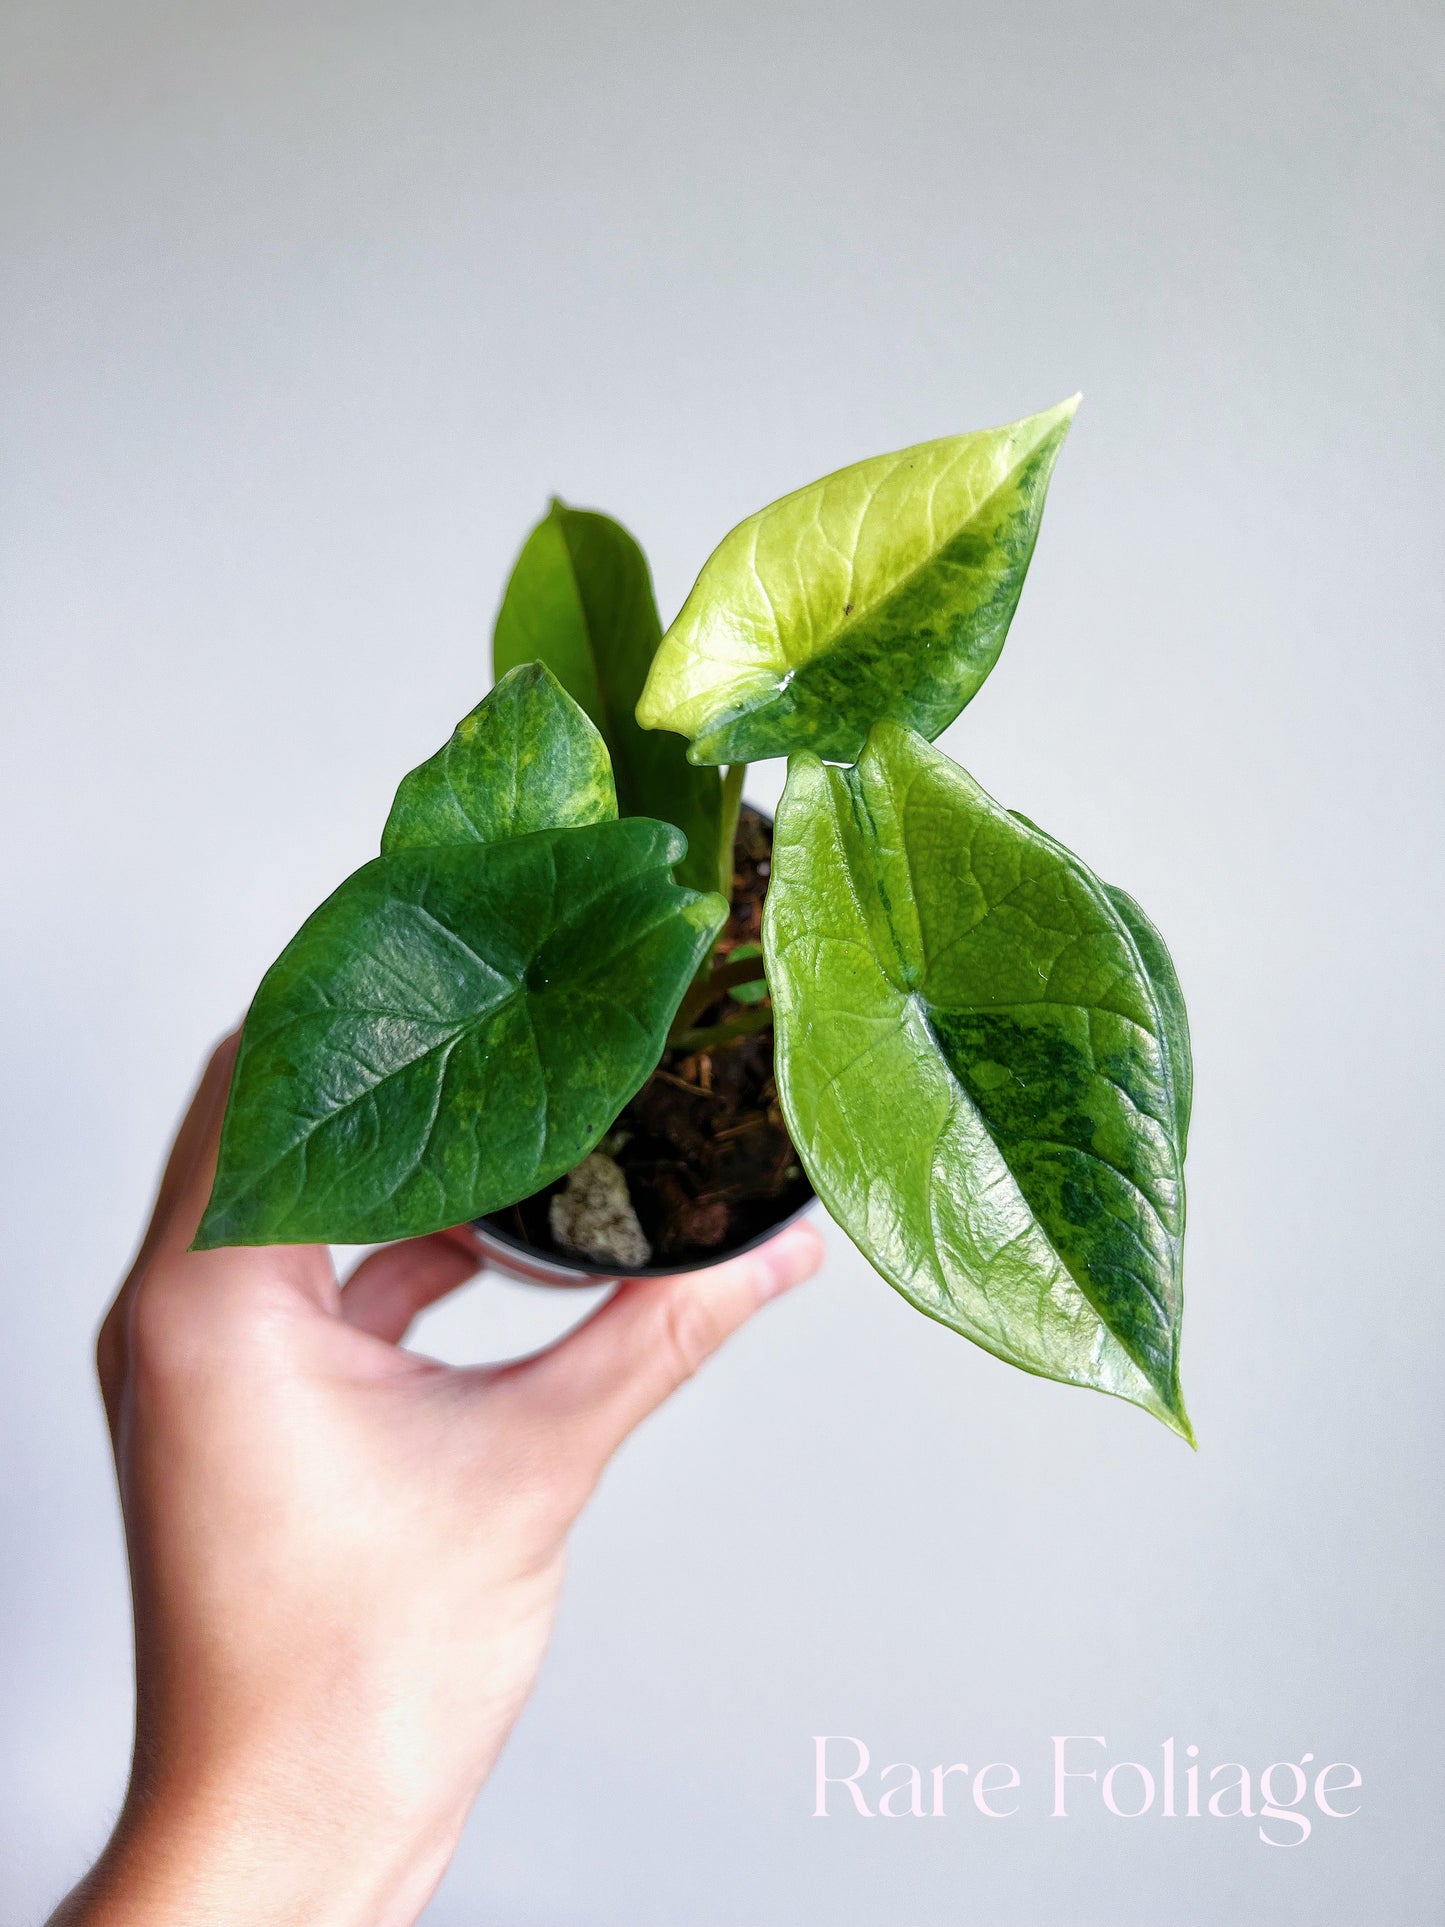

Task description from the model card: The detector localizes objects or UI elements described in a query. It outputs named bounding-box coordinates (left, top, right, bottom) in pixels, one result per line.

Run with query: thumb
left=507, top=1222, right=825, bottom=1467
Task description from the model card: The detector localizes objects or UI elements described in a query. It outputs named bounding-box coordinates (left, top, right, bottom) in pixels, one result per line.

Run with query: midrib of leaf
left=499, top=731, right=521, bottom=839
left=919, top=1065, right=1024, bottom=1361
left=840, top=766, right=914, bottom=991
left=519, top=993, right=548, bottom=1175
left=229, top=876, right=693, bottom=1215
left=211, top=895, right=532, bottom=1219
left=291, top=1031, right=461, bottom=1220
left=904, top=1041, right=1173, bottom=1400
left=213, top=1015, right=490, bottom=1223
left=835, top=775, right=1178, bottom=1382
left=554, top=511, right=625, bottom=776
left=811, top=989, right=1083, bottom=1376
left=746, top=424, right=1059, bottom=684
left=449, top=765, right=487, bottom=843
left=915, top=988, right=1176, bottom=1370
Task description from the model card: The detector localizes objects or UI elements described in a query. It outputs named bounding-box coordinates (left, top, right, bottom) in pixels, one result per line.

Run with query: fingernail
left=755, top=1224, right=825, bottom=1303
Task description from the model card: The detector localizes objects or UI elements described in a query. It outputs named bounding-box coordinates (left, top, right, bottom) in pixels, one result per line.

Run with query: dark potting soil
left=484, top=804, right=813, bottom=1266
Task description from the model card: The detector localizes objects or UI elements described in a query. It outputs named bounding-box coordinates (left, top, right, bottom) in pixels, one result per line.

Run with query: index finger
left=96, top=1029, right=242, bottom=1427
left=135, top=1029, right=242, bottom=1268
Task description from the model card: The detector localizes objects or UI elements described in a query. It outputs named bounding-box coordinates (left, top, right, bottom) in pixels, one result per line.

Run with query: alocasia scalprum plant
left=197, top=396, right=1194, bottom=1440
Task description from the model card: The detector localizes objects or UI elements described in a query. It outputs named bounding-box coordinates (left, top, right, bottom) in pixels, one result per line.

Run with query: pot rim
left=471, top=1189, right=817, bottom=1286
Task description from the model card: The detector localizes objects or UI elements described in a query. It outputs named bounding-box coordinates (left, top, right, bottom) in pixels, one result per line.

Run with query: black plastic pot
left=470, top=1189, right=817, bottom=1286
left=472, top=804, right=815, bottom=1285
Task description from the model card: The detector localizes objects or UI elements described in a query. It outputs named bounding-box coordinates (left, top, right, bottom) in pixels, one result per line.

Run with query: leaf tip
left=1030, top=391, right=1082, bottom=445
left=1155, top=1386, right=1196, bottom=1448
left=501, top=657, right=546, bottom=691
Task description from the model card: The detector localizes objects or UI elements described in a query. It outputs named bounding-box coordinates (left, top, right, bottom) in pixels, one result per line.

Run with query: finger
left=98, top=1030, right=242, bottom=1419
left=340, top=1228, right=486, bottom=1343
left=135, top=1029, right=242, bottom=1265
left=505, top=1221, right=824, bottom=1466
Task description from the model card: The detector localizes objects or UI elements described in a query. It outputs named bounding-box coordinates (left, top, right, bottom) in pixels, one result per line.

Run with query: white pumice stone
left=548, top=1152, right=652, bottom=1270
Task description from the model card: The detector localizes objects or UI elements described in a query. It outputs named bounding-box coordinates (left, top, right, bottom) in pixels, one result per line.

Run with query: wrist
left=51, top=1778, right=460, bottom=1927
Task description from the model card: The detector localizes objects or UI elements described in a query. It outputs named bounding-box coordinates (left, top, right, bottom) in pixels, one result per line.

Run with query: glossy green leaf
left=763, top=722, right=1191, bottom=1437
left=494, top=501, right=723, bottom=897
left=1010, top=806, right=1191, bottom=1157
left=1104, top=884, right=1192, bottom=1155
left=637, top=398, right=1078, bottom=765
left=195, top=820, right=727, bottom=1247
left=382, top=661, right=616, bottom=854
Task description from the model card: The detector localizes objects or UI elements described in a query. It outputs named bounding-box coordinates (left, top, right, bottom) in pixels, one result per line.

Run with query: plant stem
left=718, top=762, right=747, bottom=900
left=687, top=760, right=749, bottom=992
left=668, top=951, right=768, bottom=1040
left=671, top=1005, right=775, bottom=1055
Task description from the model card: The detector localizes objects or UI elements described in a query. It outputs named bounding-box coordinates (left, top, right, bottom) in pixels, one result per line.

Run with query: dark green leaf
left=382, top=661, right=616, bottom=853
left=637, top=399, right=1077, bottom=765
left=763, top=722, right=1191, bottom=1438
left=195, top=819, right=726, bottom=1248
left=494, top=501, right=723, bottom=896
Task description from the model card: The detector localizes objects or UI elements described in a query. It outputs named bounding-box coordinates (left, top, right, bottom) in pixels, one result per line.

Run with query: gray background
left=2, top=1, right=1441, bottom=1920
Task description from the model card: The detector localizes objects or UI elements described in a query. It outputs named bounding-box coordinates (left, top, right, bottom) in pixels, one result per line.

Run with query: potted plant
left=196, top=396, right=1193, bottom=1439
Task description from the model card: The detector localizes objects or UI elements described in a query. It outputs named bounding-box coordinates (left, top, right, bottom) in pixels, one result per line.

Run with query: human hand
left=51, top=1035, right=823, bottom=1927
